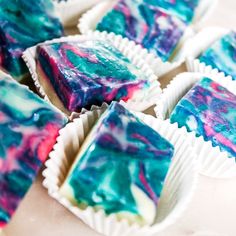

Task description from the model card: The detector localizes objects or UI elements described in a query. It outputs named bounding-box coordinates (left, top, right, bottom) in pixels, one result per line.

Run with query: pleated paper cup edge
left=78, top=0, right=217, bottom=33
left=185, top=27, right=232, bottom=78
left=23, top=34, right=161, bottom=116
left=155, top=72, right=236, bottom=118
left=187, top=58, right=235, bottom=83
left=78, top=2, right=197, bottom=77
left=132, top=114, right=200, bottom=233
left=154, top=72, right=236, bottom=179
left=183, top=26, right=231, bottom=73
left=173, top=121, right=236, bottom=179
left=22, top=52, right=48, bottom=99
left=42, top=107, right=199, bottom=236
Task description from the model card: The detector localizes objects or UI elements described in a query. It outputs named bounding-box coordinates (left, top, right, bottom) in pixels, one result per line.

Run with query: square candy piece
left=199, top=31, right=236, bottom=80
left=60, top=102, right=174, bottom=225
left=36, top=40, right=151, bottom=112
left=141, top=0, right=200, bottom=23
left=0, top=0, right=63, bottom=81
left=170, top=77, right=236, bottom=158
left=0, top=76, right=67, bottom=227
left=96, top=0, right=187, bottom=61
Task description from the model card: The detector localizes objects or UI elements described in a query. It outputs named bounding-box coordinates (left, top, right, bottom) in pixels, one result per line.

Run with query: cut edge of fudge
left=198, top=31, right=236, bottom=79
left=96, top=1, right=187, bottom=62
left=0, top=75, right=68, bottom=227
left=170, top=77, right=236, bottom=157
left=35, top=40, right=151, bottom=113
left=59, top=102, right=174, bottom=225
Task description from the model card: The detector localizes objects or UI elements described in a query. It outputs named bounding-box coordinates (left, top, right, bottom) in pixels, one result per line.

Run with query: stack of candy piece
left=36, top=40, right=152, bottom=112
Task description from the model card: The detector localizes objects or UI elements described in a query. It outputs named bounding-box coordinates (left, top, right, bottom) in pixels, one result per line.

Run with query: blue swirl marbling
left=0, top=0, right=63, bottom=81
left=170, top=77, right=236, bottom=159
left=60, top=102, right=174, bottom=225
left=199, top=31, right=236, bottom=80
left=96, top=0, right=187, bottom=61
left=141, top=0, right=200, bottom=23
left=0, top=76, right=67, bottom=228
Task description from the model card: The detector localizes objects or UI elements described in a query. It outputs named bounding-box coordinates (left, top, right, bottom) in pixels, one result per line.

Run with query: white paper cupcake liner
left=191, top=0, right=218, bottom=30
left=53, top=0, right=102, bottom=27
left=78, top=0, right=217, bottom=33
left=42, top=105, right=199, bottom=236
left=78, top=1, right=197, bottom=77
left=182, top=27, right=233, bottom=79
left=23, top=34, right=161, bottom=118
left=154, top=72, right=236, bottom=178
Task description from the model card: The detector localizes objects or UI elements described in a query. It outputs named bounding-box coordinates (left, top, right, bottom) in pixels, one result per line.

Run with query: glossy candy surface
left=96, top=0, right=187, bottom=61
left=60, top=102, right=174, bottom=225
left=141, top=0, right=199, bottom=23
left=36, top=40, right=150, bottom=112
left=0, top=0, right=63, bottom=80
left=170, top=77, right=236, bottom=158
left=199, top=31, right=236, bottom=80
left=0, top=76, right=67, bottom=227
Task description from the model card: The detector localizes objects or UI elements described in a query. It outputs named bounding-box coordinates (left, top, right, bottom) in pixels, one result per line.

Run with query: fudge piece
left=36, top=40, right=151, bottom=112
left=96, top=0, right=187, bottom=61
left=170, top=77, right=236, bottom=158
left=199, top=31, right=236, bottom=80
left=60, top=102, right=174, bottom=225
left=142, top=0, right=200, bottom=23
left=0, top=76, right=67, bottom=227
left=0, top=0, right=63, bottom=81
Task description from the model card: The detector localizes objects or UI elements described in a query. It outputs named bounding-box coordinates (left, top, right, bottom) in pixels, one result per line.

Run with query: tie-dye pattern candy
left=199, top=31, right=236, bottom=80
left=60, top=102, right=174, bottom=225
left=0, top=76, right=67, bottom=227
left=96, top=0, right=187, bottom=61
left=141, top=0, right=200, bottom=23
left=170, top=77, right=236, bottom=159
left=36, top=40, right=151, bottom=112
left=0, top=0, right=63, bottom=81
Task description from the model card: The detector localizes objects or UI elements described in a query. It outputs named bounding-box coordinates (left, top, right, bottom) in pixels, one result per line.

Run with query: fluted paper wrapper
left=23, top=34, right=161, bottom=118
left=78, top=1, right=198, bottom=77
left=42, top=105, right=199, bottom=236
left=154, top=72, right=236, bottom=178
left=183, top=27, right=233, bottom=79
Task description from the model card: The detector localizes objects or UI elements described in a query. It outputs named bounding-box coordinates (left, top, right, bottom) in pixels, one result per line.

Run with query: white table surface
left=4, top=0, right=236, bottom=235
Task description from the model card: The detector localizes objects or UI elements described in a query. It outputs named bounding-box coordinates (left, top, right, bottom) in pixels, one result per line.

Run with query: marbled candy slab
left=96, top=0, right=187, bottom=61
left=60, top=102, right=174, bottom=225
left=0, top=0, right=63, bottom=81
left=0, top=76, right=67, bottom=227
left=142, top=0, right=199, bottom=23
left=199, top=31, right=236, bottom=80
left=170, top=77, right=236, bottom=158
left=36, top=40, right=151, bottom=112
